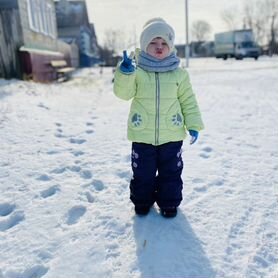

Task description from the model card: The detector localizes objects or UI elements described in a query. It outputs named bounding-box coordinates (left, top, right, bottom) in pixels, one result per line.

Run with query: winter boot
left=161, top=207, right=177, bottom=218
left=135, top=205, right=150, bottom=216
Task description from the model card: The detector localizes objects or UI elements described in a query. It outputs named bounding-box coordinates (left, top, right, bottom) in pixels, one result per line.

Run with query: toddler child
left=113, top=18, right=204, bottom=217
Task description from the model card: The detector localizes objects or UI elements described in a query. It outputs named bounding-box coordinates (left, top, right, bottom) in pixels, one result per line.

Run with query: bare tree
left=100, top=28, right=137, bottom=66
left=221, top=7, right=241, bottom=30
left=103, top=29, right=126, bottom=55
left=191, top=20, right=212, bottom=41
left=243, top=0, right=278, bottom=52
left=266, top=0, right=278, bottom=54
left=220, top=0, right=278, bottom=53
left=243, top=0, right=266, bottom=44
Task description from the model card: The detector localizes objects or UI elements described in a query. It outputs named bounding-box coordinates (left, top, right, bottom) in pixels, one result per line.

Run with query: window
left=27, top=0, right=37, bottom=31
left=45, top=3, right=51, bottom=35
left=35, top=0, right=43, bottom=33
left=48, top=4, right=56, bottom=38
left=40, top=1, right=48, bottom=34
left=27, top=0, right=56, bottom=38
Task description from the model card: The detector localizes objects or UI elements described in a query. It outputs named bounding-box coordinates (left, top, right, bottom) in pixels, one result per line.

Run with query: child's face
left=146, top=37, right=170, bottom=59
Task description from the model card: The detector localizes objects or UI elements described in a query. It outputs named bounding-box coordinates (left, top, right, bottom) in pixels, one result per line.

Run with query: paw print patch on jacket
left=172, top=113, right=183, bottom=126
left=131, top=113, right=142, bottom=127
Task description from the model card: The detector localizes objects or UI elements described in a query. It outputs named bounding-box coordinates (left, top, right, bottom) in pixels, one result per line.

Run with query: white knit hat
left=140, top=18, right=175, bottom=52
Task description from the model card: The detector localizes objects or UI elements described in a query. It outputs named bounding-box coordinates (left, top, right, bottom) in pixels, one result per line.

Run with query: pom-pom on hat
left=140, top=18, right=175, bottom=52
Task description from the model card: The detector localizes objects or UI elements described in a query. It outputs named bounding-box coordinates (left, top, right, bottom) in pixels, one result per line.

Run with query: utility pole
left=185, top=0, right=190, bottom=68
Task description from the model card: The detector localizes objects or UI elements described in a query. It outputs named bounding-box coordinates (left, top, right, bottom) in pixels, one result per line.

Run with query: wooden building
left=0, top=0, right=22, bottom=79
left=0, top=0, right=76, bottom=82
left=55, top=0, right=100, bottom=67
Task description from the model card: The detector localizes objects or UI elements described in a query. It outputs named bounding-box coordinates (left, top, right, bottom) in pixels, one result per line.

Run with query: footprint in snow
left=50, top=167, right=67, bottom=174
left=50, top=165, right=85, bottom=175
left=0, top=203, right=16, bottom=217
left=199, top=153, right=210, bottom=159
left=208, top=178, right=224, bottom=187
left=192, top=178, right=204, bottom=184
left=46, top=150, right=60, bottom=155
left=37, top=250, right=53, bottom=262
left=66, top=205, right=86, bottom=225
left=194, top=186, right=207, bottom=192
left=199, top=146, right=213, bottom=159
left=117, top=170, right=131, bottom=180
left=5, top=265, right=49, bottom=278
left=54, top=128, right=66, bottom=138
left=79, top=191, right=95, bottom=203
left=67, top=165, right=81, bottom=172
left=69, top=138, right=86, bottom=144
left=105, top=242, right=120, bottom=259
left=0, top=210, right=25, bottom=232
left=38, top=103, right=50, bottom=110
left=71, top=150, right=85, bottom=157
left=36, top=174, right=52, bottom=182
left=91, top=179, right=104, bottom=191
left=240, top=113, right=252, bottom=119
left=85, top=122, right=95, bottom=134
left=40, top=185, right=60, bottom=199
left=192, top=178, right=207, bottom=192
left=202, top=146, right=213, bottom=153
left=85, top=192, right=95, bottom=203
left=85, top=130, right=94, bottom=134
left=225, top=189, right=234, bottom=195
left=80, top=170, right=93, bottom=179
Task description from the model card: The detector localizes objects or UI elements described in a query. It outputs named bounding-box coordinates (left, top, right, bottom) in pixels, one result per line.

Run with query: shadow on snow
left=133, top=208, right=215, bottom=278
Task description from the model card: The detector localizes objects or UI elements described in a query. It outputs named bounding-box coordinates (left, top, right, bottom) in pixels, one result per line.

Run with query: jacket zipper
left=155, top=72, right=160, bottom=145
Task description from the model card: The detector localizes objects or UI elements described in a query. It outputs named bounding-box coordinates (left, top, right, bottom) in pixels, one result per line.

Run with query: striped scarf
left=138, top=51, right=180, bottom=72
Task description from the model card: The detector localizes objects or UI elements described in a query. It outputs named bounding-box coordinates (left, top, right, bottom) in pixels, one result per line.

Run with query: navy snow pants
left=130, top=141, right=183, bottom=208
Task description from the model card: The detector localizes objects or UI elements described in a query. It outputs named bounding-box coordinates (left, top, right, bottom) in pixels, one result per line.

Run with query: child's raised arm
left=113, top=50, right=137, bottom=100
left=119, top=50, right=135, bottom=74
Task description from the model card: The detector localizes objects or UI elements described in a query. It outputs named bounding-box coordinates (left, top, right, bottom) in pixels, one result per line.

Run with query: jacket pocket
left=128, top=100, right=148, bottom=130
left=165, top=101, right=184, bottom=131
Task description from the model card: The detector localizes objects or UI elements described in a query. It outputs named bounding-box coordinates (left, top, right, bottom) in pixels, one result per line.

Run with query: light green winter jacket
left=113, top=63, right=204, bottom=146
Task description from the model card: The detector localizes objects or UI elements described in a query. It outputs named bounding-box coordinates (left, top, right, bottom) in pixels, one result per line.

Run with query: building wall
left=18, top=0, right=58, bottom=51
left=1, top=0, right=77, bottom=81
left=57, top=39, right=79, bottom=67
left=55, top=0, right=88, bottom=28
left=0, top=7, right=23, bottom=78
left=55, top=0, right=99, bottom=66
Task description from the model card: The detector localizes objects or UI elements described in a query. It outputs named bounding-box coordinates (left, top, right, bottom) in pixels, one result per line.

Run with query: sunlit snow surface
left=0, top=57, right=277, bottom=278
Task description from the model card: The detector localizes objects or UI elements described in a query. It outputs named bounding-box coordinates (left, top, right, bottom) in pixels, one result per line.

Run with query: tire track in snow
left=245, top=201, right=278, bottom=277
left=218, top=206, right=255, bottom=275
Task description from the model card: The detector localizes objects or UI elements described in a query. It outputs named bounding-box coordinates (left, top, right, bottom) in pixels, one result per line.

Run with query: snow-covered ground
left=0, top=57, right=277, bottom=278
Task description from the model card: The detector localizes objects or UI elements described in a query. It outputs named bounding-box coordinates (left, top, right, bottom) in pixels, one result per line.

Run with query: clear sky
left=86, top=0, right=247, bottom=46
